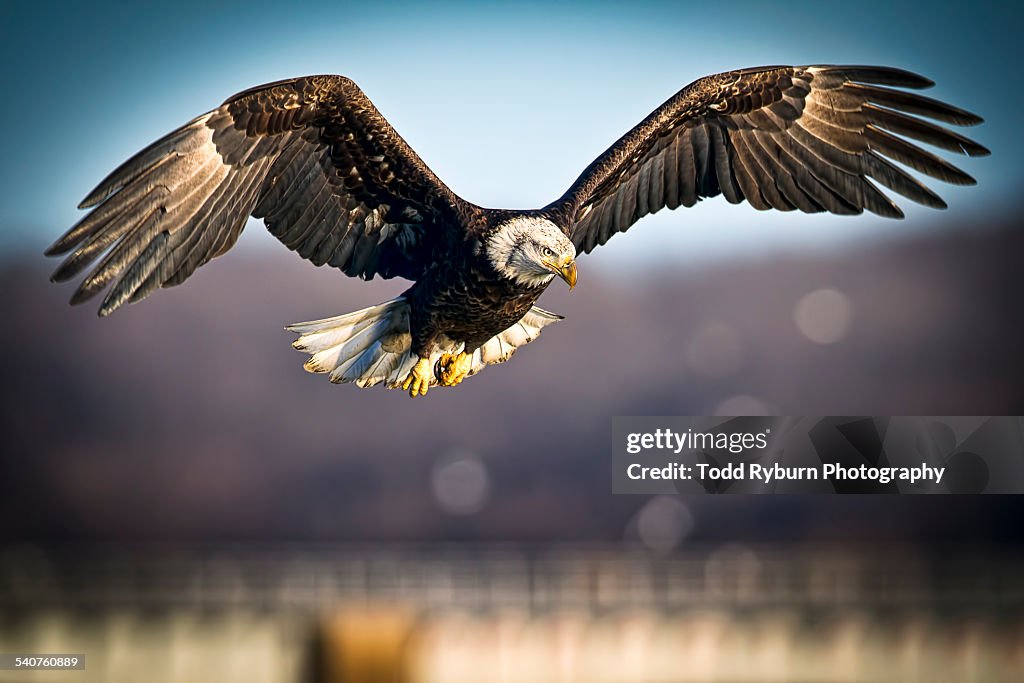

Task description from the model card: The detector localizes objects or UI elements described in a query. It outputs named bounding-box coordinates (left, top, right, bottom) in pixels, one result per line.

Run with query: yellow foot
left=435, top=351, right=474, bottom=387
left=401, top=357, right=433, bottom=397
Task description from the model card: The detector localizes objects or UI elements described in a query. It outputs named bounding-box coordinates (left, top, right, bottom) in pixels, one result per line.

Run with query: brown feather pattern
left=46, top=75, right=476, bottom=316
left=545, top=65, right=988, bottom=254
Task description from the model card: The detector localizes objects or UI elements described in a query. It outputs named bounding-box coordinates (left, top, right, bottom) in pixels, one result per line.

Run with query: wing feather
left=77, top=115, right=215, bottom=210
left=180, top=158, right=266, bottom=265
left=709, top=125, right=743, bottom=204
left=635, top=157, right=653, bottom=217
left=862, top=104, right=988, bottom=156
left=676, top=131, right=698, bottom=208
left=100, top=232, right=171, bottom=316
left=728, top=132, right=771, bottom=211
left=309, top=203, right=352, bottom=267
left=662, top=133, right=681, bottom=210
left=49, top=75, right=475, bottom=316
left=69, top=197, right=167, bottom=305
left=844, top=83, right=983, bottom=125
left=647, top=153, right=665, bottom=215
left=753, top=132, right=821, bottom=212
left=548, top=65, right=987, bottom=254
left=782, top=124, right=896, bottom=216
left=862, top=152, right=946, bottom=209
left=282, top=175, right=333, bottom=249
left=864, top=125, right=977, bottom=184
left=690, top=125, right=716, bottom=198
left=733, top=129, right=786, bottom=209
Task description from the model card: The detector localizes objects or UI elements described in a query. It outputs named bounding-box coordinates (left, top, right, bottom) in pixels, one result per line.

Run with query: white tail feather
left=286, top=297, right=563, bottom=390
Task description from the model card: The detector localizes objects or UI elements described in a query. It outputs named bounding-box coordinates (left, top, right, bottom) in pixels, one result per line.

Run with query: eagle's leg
left=435, top=351, right=474, bottom=387
left=402, top=356, right=433, bottom=397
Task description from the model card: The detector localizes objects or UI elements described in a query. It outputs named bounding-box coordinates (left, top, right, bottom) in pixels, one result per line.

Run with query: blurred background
left=1, top=1, right=1023, bottom=681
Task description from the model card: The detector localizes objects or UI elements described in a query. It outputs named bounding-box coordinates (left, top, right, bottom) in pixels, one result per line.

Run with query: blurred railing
left=1, top=544, right=1022, bottom=682
left=3, top=543, right=1022, bottom=611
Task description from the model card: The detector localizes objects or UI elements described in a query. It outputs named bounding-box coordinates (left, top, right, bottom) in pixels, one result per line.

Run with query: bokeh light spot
left=633, top=496, right=694, bottom=553
left=793, top=288, right=853, bottom=344
left=430, top=451, right=490, bottom=516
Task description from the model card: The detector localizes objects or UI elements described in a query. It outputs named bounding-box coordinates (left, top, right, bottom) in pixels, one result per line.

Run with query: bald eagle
left=47, top=65, right=987, bottom=396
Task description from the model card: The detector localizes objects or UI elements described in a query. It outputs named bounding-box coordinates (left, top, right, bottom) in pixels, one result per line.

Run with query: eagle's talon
left=434, top=353, right=454, bottom=382
left=402, top=357, right=433, bottom=397
left=437, top=351, right=473, bottom=387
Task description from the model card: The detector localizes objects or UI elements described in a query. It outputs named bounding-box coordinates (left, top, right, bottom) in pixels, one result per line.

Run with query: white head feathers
left=484, top=216, right=577, bottom=288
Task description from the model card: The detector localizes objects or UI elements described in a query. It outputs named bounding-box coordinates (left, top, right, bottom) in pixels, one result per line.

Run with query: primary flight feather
left=47, top=65, right=988, bottom=396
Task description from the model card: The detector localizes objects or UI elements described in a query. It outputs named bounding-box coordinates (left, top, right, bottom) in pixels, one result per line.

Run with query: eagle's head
left=485, top=216, right=577, bottom=289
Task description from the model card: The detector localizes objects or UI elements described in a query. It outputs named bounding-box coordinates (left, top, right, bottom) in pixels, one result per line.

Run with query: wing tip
left=952, top=138, right=990, bottom=156
left=97, top=299, right=119, bottom=317
left=968, top=142, right=991, bottom=157
left=77, top=180, right=117, bottom=209
left=68, top=291, right=86, bottom=307
left=821, top=65, right=936, bottom=89
left=946, top=109, right=985, bottom=127
left=49, top=266, right=74, bottom=284
left=45, top=230, right=82, bottom=257
left=43, top=242, right=66, bottom=258
left=870, top=204, right=905, bottom=220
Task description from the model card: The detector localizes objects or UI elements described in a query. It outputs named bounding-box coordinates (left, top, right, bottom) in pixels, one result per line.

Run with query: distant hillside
left=1, top=220, right=1021, bottom=543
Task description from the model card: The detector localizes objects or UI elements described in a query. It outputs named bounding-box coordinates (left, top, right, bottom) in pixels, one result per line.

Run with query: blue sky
left=1, top=1, right=1017, bottom=268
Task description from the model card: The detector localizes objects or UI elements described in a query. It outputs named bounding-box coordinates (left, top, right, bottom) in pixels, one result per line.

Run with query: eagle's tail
left=286, top=297, right=563, bottom=390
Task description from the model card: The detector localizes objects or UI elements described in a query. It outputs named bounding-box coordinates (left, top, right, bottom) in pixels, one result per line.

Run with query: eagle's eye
left=542, top=246, right=554, bottom=258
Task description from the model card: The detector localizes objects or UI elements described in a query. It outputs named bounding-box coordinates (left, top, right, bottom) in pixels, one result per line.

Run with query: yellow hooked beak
left=555, top=259, right=577, bottom=290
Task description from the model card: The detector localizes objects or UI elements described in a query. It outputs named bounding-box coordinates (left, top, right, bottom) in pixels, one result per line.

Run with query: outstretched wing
left=47, top=75, right=477, bottom=316
left=545, top=65, right=989, bottom=254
